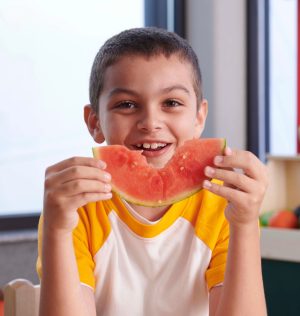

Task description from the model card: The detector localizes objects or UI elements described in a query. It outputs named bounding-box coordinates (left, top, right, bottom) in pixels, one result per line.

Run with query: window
left=269, top=0, right=298, bottom=155
left=0, top=0, right=144, bottom=216
left=247, top=0, right=298, bottom=159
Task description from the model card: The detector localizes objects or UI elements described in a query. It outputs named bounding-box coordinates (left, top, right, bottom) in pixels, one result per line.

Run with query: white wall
left=186, top=0, right=246, bottom=150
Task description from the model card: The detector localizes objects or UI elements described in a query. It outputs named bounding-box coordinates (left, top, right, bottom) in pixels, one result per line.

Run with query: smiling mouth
left=133, top=142, right=170, bottom=151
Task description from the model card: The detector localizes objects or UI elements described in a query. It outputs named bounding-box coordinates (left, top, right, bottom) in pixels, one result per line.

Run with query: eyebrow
left=108, top=85, right=191, bottom=98
left=108, top=87, right=139, bottom=98
left=160, top=85, right=191, bottom=95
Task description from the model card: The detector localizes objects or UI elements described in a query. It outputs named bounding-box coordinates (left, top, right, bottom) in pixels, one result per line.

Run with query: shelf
left=260, top=227, right=300, bottom=262
left=260, top=156, right=300, bottom=262
left=266, top=155, right=300, bottom=162
left=261, top=156, right=300, bottom=211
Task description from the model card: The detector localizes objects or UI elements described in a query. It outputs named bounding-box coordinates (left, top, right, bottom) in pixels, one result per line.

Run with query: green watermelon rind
left=110, top=185, right=203, bottom=207
left=93, top=138, right=226, bottom=207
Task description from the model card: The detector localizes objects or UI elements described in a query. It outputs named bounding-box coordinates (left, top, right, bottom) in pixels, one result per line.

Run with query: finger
left=59, top=166, right=111, bottom=185
left=220, top=147, right=234, bottom=172
left=58, top=179, right=112, bottom=197
left=46, top=157, right=106, bottom=174
left=204, top=166, right=256, bottom=193
left=217, top=146, right=235, bottom=188
left=224, top=146, right=233, bottom=157
left=72, top=192, right=113, bottom=207
left=213, top=149, right=265, bottom=180
left=45, top=166, right=111, bottom=190
left=45, top=158, right=110, bottom=187
left=203, top=179, right=248, bottom=207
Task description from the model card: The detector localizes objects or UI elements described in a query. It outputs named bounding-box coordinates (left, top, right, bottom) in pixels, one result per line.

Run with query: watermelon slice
left=93, top=138, right=226, bottom=207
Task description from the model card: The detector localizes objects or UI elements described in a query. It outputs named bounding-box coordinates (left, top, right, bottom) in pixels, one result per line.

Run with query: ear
left=83, top=104, right=105, bottom=144
left=194, top=99, right=208, bottom=137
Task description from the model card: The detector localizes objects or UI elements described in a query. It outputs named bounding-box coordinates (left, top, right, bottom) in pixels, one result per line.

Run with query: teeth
left=136, top=143, right=167, bottom=149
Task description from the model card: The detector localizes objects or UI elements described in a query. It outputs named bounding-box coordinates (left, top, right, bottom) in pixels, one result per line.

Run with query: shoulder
left=190, top=181, right=228, bottom=222
left=74, top=200, right=114, bottom=256
left=190, top=185, right=229, bottom=250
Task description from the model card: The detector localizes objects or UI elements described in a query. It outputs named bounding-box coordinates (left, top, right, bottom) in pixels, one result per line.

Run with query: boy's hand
left=43, top=157, right=112, bottom=233
left=203, top=147, right=268, bottom=228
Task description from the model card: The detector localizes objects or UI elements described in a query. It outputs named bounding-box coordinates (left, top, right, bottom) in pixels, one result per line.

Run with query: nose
left=136, top=107, right=163, bottom=132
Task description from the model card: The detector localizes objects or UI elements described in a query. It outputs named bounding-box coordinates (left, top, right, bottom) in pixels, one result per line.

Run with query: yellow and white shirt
left=37, top=188, right=229, bottom=316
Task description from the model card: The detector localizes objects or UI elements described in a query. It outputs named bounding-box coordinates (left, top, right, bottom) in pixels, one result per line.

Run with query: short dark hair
left=89, top=27, right=203, bottom=112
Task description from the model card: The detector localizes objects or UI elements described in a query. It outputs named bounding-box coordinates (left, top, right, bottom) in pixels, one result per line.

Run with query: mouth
left=131, top=142, right=172, bottom=158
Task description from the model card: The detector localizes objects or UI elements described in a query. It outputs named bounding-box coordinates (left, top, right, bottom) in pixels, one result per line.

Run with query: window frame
left=246, top=0, right=270, bottom=161
left=0, top=213, right=40, bottom=231
left=144, top=0, right=185, bottom=37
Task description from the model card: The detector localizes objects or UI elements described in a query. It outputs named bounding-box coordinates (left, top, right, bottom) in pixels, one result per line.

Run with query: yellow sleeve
left=72, top=207, right=96, bottom=289
left=73, top=202, right=112, bottom=289
left=205, top=219, right=229, bottom=290
left=36, top=215, right=43, bottom=280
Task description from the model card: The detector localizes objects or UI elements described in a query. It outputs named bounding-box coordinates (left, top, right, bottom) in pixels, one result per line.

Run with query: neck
left=128, top=203, right=171, bottom=221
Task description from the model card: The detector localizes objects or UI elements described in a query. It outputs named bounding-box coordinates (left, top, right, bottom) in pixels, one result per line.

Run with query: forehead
left=102, top=54, right=196, bottom=93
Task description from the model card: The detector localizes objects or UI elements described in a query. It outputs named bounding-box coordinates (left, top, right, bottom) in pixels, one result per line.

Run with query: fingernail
left=214, top=156, right=223, bottom=165
left=103, top=173, right=111, bottom=181
left=105, top=193, right=113, bottom=199
left=203, top=180, right=212, bottom=189
left=205, top=166, right=215, bottom=177
left=104, top=184, right=111, bottom=192
left=98, top=160, right=106, bottom=169
left=225, top=147, right=232, bottom=155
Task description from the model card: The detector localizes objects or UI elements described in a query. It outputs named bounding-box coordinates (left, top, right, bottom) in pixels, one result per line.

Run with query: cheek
left=102, top=114, right=131, bottom=144
left=171, top=113, right=199, bottom=134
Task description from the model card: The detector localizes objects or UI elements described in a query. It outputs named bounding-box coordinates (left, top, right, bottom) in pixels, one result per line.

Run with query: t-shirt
left=37, top=188, right=229, bottom=316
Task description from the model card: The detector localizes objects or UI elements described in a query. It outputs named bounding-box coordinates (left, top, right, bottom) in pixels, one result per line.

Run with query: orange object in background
left=269, top=210, right=299, bottom=229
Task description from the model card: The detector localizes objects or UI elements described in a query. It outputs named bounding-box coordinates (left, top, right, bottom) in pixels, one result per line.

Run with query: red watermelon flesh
left=93, top=138, right=226, bottom=207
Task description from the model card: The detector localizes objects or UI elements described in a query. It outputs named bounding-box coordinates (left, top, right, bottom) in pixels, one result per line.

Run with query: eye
left=164, top=99, right=183, bottom=107
left=115, top=101, right=137, bottom=109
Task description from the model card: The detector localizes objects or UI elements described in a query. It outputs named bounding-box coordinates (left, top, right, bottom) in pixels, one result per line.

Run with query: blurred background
left=0, top=1, right=299, bottom=315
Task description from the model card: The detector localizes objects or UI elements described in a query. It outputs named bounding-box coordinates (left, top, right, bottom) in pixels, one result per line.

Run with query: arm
left=209, top=223, right=265, bottom=316
left=204, top=148, right=268, bottom=316
left=39, top=157, right=112, bottom=316
left=40, top=228, right=96, bottom=316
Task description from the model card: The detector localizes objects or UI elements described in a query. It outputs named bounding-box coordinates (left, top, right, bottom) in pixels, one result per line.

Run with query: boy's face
left=85, top=54, right=208, bottom=169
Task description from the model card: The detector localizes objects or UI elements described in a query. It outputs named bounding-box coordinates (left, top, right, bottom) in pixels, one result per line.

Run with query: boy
left=37, top=27, right=268, bottom=316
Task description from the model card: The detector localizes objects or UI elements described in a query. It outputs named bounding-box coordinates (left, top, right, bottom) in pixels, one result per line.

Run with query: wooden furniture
left=260, top=156, right=300, bottom=316
left=261, top=155, right=300, bottom=212
left=260, top=155, right=300, bottom=262
left=3, top=279, right=40, bottom=316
